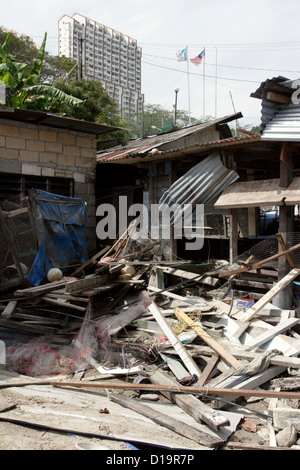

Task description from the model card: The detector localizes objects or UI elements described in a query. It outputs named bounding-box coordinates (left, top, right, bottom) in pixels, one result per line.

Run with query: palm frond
left=26, top=84, right=84, bottom=107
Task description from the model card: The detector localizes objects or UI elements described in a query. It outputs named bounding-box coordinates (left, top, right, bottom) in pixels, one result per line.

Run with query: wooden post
left=276, top=146, right=295, bottom=308
left=229, top=208, right=238, bottom=264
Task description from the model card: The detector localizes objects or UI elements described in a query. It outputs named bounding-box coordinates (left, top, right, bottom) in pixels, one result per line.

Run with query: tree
left=49, top=78, right=128, bottom=141
left=0, top=28, right=78, bottom=85
left=140, top=103, right=211, bottom=137
left=0, top=32, right=83, bottom=110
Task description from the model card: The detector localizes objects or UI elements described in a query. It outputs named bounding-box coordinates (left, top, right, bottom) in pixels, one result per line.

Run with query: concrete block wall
left=0, top=118, right=98, bottom=254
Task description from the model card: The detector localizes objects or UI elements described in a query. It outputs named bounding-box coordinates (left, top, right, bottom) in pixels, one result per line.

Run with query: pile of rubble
left=1, top=224, right=300, bottom=450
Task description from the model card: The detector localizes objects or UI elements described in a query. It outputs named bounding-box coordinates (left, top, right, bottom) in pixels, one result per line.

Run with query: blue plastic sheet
left=27, top=189, right=88, bottom=286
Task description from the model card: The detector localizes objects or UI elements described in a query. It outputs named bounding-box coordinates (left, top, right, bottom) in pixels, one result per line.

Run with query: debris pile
left=1, top=200, right=300, bottom=449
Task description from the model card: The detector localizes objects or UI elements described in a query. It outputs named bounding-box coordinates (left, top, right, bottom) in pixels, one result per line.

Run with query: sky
left=1, top=0, right=300, bottom=128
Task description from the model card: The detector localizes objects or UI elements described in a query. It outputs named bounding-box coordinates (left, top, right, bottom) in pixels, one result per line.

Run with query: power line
left=143, top=53, right=300, bottom=75
left=141, top=60, right=261, bottom=84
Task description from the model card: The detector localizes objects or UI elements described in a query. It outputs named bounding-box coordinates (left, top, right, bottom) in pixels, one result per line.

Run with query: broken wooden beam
left=235, top=268, right=300, bottom=322
left=1, top=301, right=18, bottom=319
left=148, top=302, right=202, bottom=379
left=69, top=245, right=110, bottom=277
left=149, top=368, right=229, bottom=432
left=109, top=392, right=224, bottom=448
left=173, top=307, right=243, bottom=370
left=65, top=273, right=111, bottom=294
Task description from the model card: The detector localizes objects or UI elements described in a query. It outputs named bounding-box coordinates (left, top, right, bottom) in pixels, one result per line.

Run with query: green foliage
left=140, top=103, right=211, bottom=137
left=50, top=79, right=117, bottom=121
left=0, top=32, right=84, bottom=110
left=230, top=124, right=261, bottom=137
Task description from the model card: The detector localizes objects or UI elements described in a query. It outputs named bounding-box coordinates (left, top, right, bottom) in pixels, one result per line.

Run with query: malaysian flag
left=190, top=49, right=205, bottom=66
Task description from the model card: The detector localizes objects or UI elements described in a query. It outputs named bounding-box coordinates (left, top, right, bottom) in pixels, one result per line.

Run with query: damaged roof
left=97, top=112, right=244, bottom=164
left=251, top=76, right=300, bottom=141
left=97, top=133, right=261, bottom=165
left=0, top=107, right=122, bottom=136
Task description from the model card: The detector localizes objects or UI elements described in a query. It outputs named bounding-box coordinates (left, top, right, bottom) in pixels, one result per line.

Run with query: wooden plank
left=226, top=441, right=293, bottom=451
left=147, top=286, right=206, bottom=305
left=276, top=233, right=295, bottom=269
left=174, top=307, right=243, bottom=370
left=236, top=268, right=300, bottom=322
left=65, top=273, right=110, bottom=294
left=266, top=91, right=291, bottom=104
left=69, top=245, right=110, bottom=277
left=51, top=379, right=300, bottom=400
left=42, top=296, right=87, bottom=312
left=156, top=266, right=219, bottom=287
left=1, top=301, right=18, bottom=319
left=14, top=279, right=68, bottom=297
left=196, top=355, right=219, bottom=387
left=149, top=368, right=230, bottom=432
left=109, top=393, right=224, bottom=448
left=244, top=317, right=299, bottom=349
left=148, top=302, right=202, bottom=378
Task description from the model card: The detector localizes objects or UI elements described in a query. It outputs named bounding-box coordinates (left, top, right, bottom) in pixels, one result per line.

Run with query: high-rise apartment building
left=58, top=13, right=144, bottom=121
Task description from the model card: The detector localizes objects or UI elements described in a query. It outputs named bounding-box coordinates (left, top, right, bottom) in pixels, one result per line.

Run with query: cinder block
left=39, top=130, right=57, bottom=142
left=22, top=162, right=41, bottom=176
left=58, top=155, right=75, bottom=167
left=19, top=128, right=39, bottom=139
left=63, top=145, right=80, bottom=157
left=58, top=133, right=75, bottom=145
left=76, top=136, right=93, bottom=148
left=26, top=140, right=45, bottom=151
left=0, top=124, right=18, bottom=137
left=0, top=148, right=19, bottom=160
left=20, top=150, right=39, bottom=162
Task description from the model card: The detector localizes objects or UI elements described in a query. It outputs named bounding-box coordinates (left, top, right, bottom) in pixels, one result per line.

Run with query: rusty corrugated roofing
left=97, top=134, right=261, bottom=164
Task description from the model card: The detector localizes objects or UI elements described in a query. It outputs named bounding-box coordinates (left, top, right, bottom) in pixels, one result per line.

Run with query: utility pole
left=78, top=36, right=84, bottom=80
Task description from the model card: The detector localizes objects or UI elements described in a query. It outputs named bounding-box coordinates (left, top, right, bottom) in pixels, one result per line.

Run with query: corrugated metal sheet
left=97, top=135, right=261, bottom=164
left=261, top=103, right=300, bottom=141
left=250, top=76, right=291, bottom=132
left=97, top=112, right=243, bottom=164
left=159, top=152, right=239, bottom=224
left=97, top=141, right=171, bottom=163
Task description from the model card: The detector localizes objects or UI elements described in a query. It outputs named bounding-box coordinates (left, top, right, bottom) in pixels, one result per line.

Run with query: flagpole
left=186, top=45, right=191, bottom=126
left=203, top=46, right=205, bottom=119
left=215, top=47, right=218, bottom=118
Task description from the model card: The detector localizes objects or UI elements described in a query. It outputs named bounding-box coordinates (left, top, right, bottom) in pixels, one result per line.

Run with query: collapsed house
left=1, top=95, right=300, bottom=450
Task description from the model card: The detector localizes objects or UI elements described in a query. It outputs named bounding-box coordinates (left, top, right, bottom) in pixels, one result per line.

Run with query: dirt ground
left=0, top=371, right=274, bottom=452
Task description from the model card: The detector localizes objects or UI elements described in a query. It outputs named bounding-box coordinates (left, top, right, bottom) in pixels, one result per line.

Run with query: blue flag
left=177, top=47, right=187, bottom=61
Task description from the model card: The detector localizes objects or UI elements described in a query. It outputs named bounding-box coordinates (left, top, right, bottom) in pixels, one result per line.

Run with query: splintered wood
left=173, top=307, right=242, bottom=370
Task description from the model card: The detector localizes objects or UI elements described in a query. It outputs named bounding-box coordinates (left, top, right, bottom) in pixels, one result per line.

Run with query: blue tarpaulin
left=27, top=189, right=88, bottom=286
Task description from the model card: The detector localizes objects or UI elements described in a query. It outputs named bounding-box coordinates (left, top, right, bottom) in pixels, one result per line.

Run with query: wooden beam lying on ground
left=173, top=307, right=243, bottom=370
left=109, top=392, right=224, bottom=448
left=149, top=368, right=229, bottom=432
left=50, top=380, right=300, bottom=400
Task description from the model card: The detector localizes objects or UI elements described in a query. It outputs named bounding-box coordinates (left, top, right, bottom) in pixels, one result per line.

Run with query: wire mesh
left=236, top=233, right=300, bottom=269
